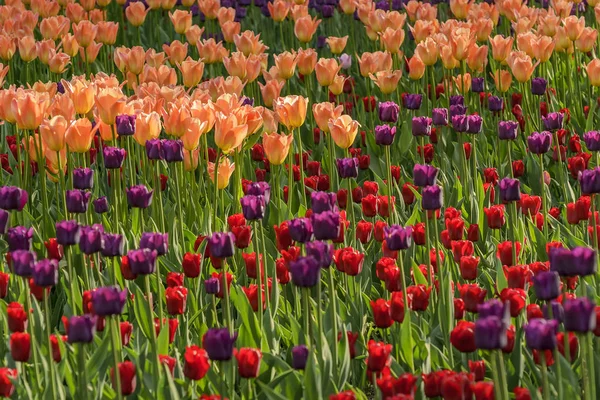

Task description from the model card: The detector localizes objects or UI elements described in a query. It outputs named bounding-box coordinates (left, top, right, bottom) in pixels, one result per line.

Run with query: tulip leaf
left=257, top=380, right=289, bottom=400
left=303, top=351, right=323, bottom=400
left=157, top=315, right=170, bottom=355
left=400, top=316, right=415, bottom=372
left=133, top=284, right=153, bottom=341
left=85, top=331, right=111, bottom=379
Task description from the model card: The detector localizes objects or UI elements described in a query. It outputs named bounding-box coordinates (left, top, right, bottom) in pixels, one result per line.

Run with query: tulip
left=138, top=232, right=169, bottom=257
left=291, top=345, right=309, bottom=370
left=11, top=250, right=36, bottom=277
left=413, top=164, right=438, bottom=187
left=422, top=185, right=443, bottom=210
left=67, top=315, right=97, bottom=343
left=73, top=168, right=94, bottom=190
left=336, top=158, right=358, bottom=179
left=7, top=303, right=27, bottom=333
left=6, top=227, right=34, bottom=252
left=528, top=131, right=552, bottom=154
left=328, top=115, right=359, bottom=149
left=289, top=256, right=320, bottom=287
left=550, top=247, right=597, bottom=277
left=0, top=186, right=28, bottom=211
left=183, top=346, right=210, bottom=380
left=294, top=15, right=321, bottom=43
left=579, top=168, right=600, bottom=194
left=101, top=234, right=124, bottom=258
left=240, top=195, right=265, bottom=221
left=94, top=197, right=110, bottom=214
left=412, top=116, right=432, bottom=137
left=203, top=328, right=238, bottom=361
left=10, top=332, right=31, bottom=362
left=92, top=286, right=127, bottom=316
left=208, top=158, right=235, bottom=189
left=498, top=120, right=519, bottom=140
left=126, top=185, right=154, bottom=208
left=103, top=147, right=126, bottom=169
left=305, top=241, right=333, bottom=268
left=65, top=190, right=91, bottom=214
left=0, top=210, right=8, bottom=235
left=32, top=259, right=58, bottom=287
left=236, top=348, right=262, bottom=378
left=65, top=118, right=97, bottom=153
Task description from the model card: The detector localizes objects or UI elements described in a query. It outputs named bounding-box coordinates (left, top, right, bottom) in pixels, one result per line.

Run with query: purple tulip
left=116, top=114, right=136, bottom=136
left=413, top=164, right=438, bottom=187
left=66, top=189, right=92, bottom=214
left=93, top=197, right=109, bottom=214
left=6, top=226, right=33, bottom=251
left=79, top=224, right=104, bottom=254
left=499, top=178, right=521, bottom=202
left=126, top=185, right=154, bottom=208
left=488, top=96, right=503, bottom=112
left=0, top=186, right=28, bottom=211
left=527, top=131, right=552, bottom=154
left=305, top=240, right=333, bottom=268
left=204, top=277, right=220, bottom=294
left=542, top=301, right=564, bottom=322
left=0, top=209, right=8, bottom=235
left=542, top=112, right=563, bottom=131
left=246, top=182, right=271, bottom=203
left=531, top=77, right=547, bottom=96
left=378, top=101, right=399, bottom=123
left=450, top=95, right=464, bottom=106
left=374, top=125, right=396, bottom=145
left=563, top=298, right=596, bottom=332
left=550, top=246, right=597, bottom=277
left=451, top=115, right=468, bottom=132
left=336, top=158, right=358, bottom=179
left=449, top=104, right=467, bottom=119
left=103, top=146, right=126, bottom=169
left=67, top=315, right=97, bottom=343
left=498, top=120, right=518, bottom=140
left=403, top=93, right=422, bottom=110
left=291, top=345, right=309, bottom=369
left=139, top=232, right=169, bottom=256
left=146, top=139, right=164, bottom=160
left=11, top=250, right=36, bottom=277
left=127, top=248, right=157, bottom=275
left=474, top=316, right=507, bottom=350
left=383, top=225, right=413, bottom=251
left=72, top=168, right=94, bottom=190
left=55, top=220, right=81, bottom=246
left=310, top=191, right=337, bottom=214
left=471, top=77, right=484, bottom=93
left=478, top=299, right=510, bottom=322
left=163, top=139, right=184, bottom=162
left=466, top=115, right=482, bottom=134
left=432, top=108, right=448, bottom=126
left=202, top=328, right=238, bottom=361
left=579, top=167, right=600, bottom=194
left=311, top=211, right=340, bottom=240
left=524, top=319, right=558, bottom=350
left=288, top=218, right=313, bottom=243
left=289, top=256, right=321, bottom=287
left=91, top=286, right=127, bottom=316
left=532, top=271, right=561, bottom=300
left=240, top=195, right=265, bottom=220
left=422, top=185, right=443, bottom=210
left=101, top=234, right=124, bottom=257
left=208, top=232, right=235, bottom=258
left=412, top=116, right=432, bottom=137
left=32, top=259, right=58, bottom=287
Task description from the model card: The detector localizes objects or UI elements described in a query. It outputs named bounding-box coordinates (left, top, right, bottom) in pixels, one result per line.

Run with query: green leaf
left=85, top=332, right=112, bottom=379
left=133, top=284, right=153, bottom=340
left=303, top=352, right=322, bottom=400
left=257, top=381, right=289, bottom=400
left=400, top=317, right=414, bottom=372
left=157, top=316, right=170, bottom=355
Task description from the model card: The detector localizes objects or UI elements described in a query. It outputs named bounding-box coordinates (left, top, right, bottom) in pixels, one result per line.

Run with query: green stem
left=78, top=344, right=88, bottom=398
left=110, top=317, right=123, bottom=400
left=44, top=290, right=57, bottom=399
left=144, top=275, right=161, bottom=386
left=541, top=351, right=550, bottom=400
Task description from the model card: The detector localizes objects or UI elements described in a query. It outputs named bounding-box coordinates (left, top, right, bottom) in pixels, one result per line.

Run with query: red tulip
left=526, top=304, right=543, bottom=321
left=407, top=285, right=431, bottom=311
left=274, top=221, right=293, bottom=251
left=472, top=381, right=494, bottom=400
left=184, top=345, right=210, bottom=380
left=341, top=248, right=364, bottom=276
left=467, top=224, right=480, bottom=242
left=275, top=258, right=290, bottom=285
left=361, top=194, right=377, bottom=217
left=503, top=265, right=531, bottom=289
left=450, top=321, right=476, bottom=353
left=44, top=238, right=64, bottom=260
left=50, top=334, right=65, bottom=362
left=232, top=225, right=252, bottom=249
left=520, top=194, right=541, bottom=216
left=454, top=298, right=465, bottom=319
left=401, top=183, right=417, bottom=205
left=10, top=332, right=30, bottom=362
left=377, top=195, right=394, bottom=218
left=458, top=283, right=487, bottom=313
left=390, top=292, right=405, bottom=323
left=451, top=240, right=474, bottom=263
left=412, top=222, right=425, bottom=245
left=182, top=252, right=201, bottom=278
left=446, top=217, right=464, bottom=240
left=120, top=321, right=133, bottom=346
left=374, top=220, right=387, bottom=242
left=111, top=361, right=136, bottom=396
left=512, top=160, right=525, bottom=177
left=166, top=272, right=184, bottom=288
left=370, top=299, right=393, bottom=328
left=483, top=205, right=505, bottom=229
left=497, top=241, right=521, bottom=266
left=366, top=340, right=392, bottom=372
left=468, top=360, right=486, bottom=381
left=423, top=370, right=453, bottom=398
left=0, top=272, right=8, bottom=298
left=459, top=256, right=479, bottom=281
left=376, top=373, right=417, bottom=397
left=242, top=284, right=268, bottom=312
left=514, top=387, right=532, bottom=400
left=356, top=220, right=373, bottom=243
left=159, top=355, right=177, bottom=375
left=441, top=372, right=473, bottom=400
left=242, top=252, right=264, bottom=280
left=483, top=168, right=499, bottom=185
left=235, top=348, right=262, bottom=378
left=7, top=302, right=27, bottom=333
left=557, top=332, right=578, bottom=362
left=0, top=368, right=17, bottom=397
left=165, top=286, right=188, bottom=315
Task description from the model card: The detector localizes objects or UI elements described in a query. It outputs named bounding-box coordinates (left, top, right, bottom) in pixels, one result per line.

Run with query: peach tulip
left=274, top=95, right=308, bottom=130
left=65, top=118, right=97, bottom=153
left=214, top=112, right=248, bottom=154
left=312, top=102, right=344, bottom=133
left=328, top=115, right=359, bottom=149
left=208, top=157, right=235, bottom=189
left=263, top=132, right=293, bottom=165
left=40, top=115, right=68, bottom=151
left=315, top=58, right=341, bottom=87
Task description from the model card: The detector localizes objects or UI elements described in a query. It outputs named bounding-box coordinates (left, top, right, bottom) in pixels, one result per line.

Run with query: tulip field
left=5, top=0, right=600, bottom=399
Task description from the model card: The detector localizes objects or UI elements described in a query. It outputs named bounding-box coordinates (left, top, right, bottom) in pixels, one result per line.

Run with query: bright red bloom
left=212, top=272, right=234, bottom=299
left=336, top=189, right=348, bottom=209
left=330, top=390, right=356, bottom=400
left=275, top=258, right=290, bottom=284
left=0, top=272, right=8, bottom=298
left=351, top=187, right=363, bottom=204
left=417, top=143, right=434, bottom=163
left=472, top=381, right=494, bottom=400
left=468, top=360, right=486, bottom=381
left=0, top=368, right=17, bottom=397
left=458, top=283, right=487, bottom=313
left=567, top=203, right=579, bottom=224
left=363, top=181, right=379, bottom=196
left=366, top=340, right=392, bottom=372
left=231, top=224, right=252, bottom=249
left=154, top=318, right=179, bottom=344
left=184, top=346, right=210, bottom=380
left=165, top=286, right=188, bottom=315
left=390, top=292, right=405, bottom=323
left=467, top=224, right=480, bottom=242
left=374, top=220, right=387, bottom=242
left=235, top=348, right=262, bottom=378
left=514, top=387, right=532, bottom=400
left=111, top=361, right=136, bottom=395
left=412, top=222, right=425, bottom=245
left=10, top=332, right=30, bottom=362
left=483, top=168, right=499, bottom=185
left=242, top=252, right=264, bottom=280
left=376, top=257, right=396, bottom=281
left=407, top=285, right=431, bottom=311
left=496, top=241, right=521, bottom=266
left=446, top=217, right=464, bottom=240
left=499, top=288, right=526, bottom=317
left=459, top=256, right=479, bottom=281
left=7, top=302, right=27, bottom=333
left=166, top=272, right=184, bottom=288
left=450, top=320, right=476, bottom=353
left=384, top=266, right=402, bottom=292
left=120, top=321, right=133, bottom=346
left=503, top=265, right=531, bottom=289
left=182, top=252, right=201, bottom=278
left=454, top=298, right=465, bottom=319
left=401, top=183, right=417, bottom=205
left=377, top=373, right=417, bottom=397
left=520, top=194, right=541, bottom=216
left=50, top=334, right=64, bottom=362
left=44, top=238, right=64, bottom=260
left=484, top=205, right=505, bottom=229
left=441, top=372, right=473, bottom=400
left=512, top=160, right=525, bottom=177
left=391, top=166, right=401, bottom=183
left=242, top=284, right=267, bottom=312
left=227, top=213, right=246, bottom=229
left=341, top=248, right=364, bottom=276
left=274, top=221, right=293, bottom=251
left=526, top=304, right=543, bottom=321
left=451, top=240, right=474, bottom=262
left=423, top=370, right=453, bottom=398
left=356, top=220, right=373, bottom=243
left=159, top=355, right=177, bottom=375
left=557, top=332, right=578, bottom=362
left=370, top=298, right=393, bottom=328
left=361, top=194, right=377, bottom=217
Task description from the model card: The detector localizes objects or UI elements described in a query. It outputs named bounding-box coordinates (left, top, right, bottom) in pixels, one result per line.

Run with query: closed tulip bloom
left=94, top=197, right=110, bottom=214
left=542, top=112, right=563, bottom=131
left=6, top=227, right=34, bottom=251
left=163, top=139, right=185, bottom=162
left=384, top=225, right=412, bottom=251
left=311, top=191, right=337, bottom=214
left=370, top=70, right=402, bottom=94
left=73, top=168, right=94, bottom=190
left=67, top=315, right=96, bottom=343
left=471, top=77, right=484, bottom=93
left=580, top=168, right=600, bottom=195
left=378, top=101, right=399, bottom=123
left=139, top=232, right=168, bottom=256
left=336, top=157, right=359, bottom=179
left=246, top=182, right=271, bottom=203
left=313, top=102, right=344, bottom=133
left=11, top=90, right=49, bottom=131
left=204, top=277, right=220, bottom=294
left=40, top=115, right=68, bottom=151
left=10, top=332, right=31, bottom=362
left=432, top=108, right=448, bottom=126
left=288, top=218, right=313, bottom=243
left=294, top=15, right=321, bottom=43
left=7, top=303, right=27, bottom=333
left=564, top=297, right=596, bottom=332
left=184, top=345, right=210, bottom=380
left=550, top=246, right=597, bottom=277
left=135, top=112, right=162, bottom=146
left=422, top=185, right=443, bottom=210
left=587, top=59, right=600, bottom=86
left=305, top=240, right=334, bottom=268
left=32, top=259, right=58, bottom=287
left=498, top=120, right=518, bottom=140
left=466, top=115, right=482, bottom=134
left=79, top=225, right=104, bottom=254
left=208, top=158, right=235, bottom=189
left=166, top=286, right=188, bottom=315
left=584, top=131, right=600, bottom=151
left=102, top=234, right=124, bottom=257
left=532, top=271, right=561, bottom=300
left=374, top=125, right=396, bottom=146
left=262, top=132, right=293, bottom=165
left=116, top=114, right=135, bottom=136
left=92, top=286, right=127, bottom=316
left=403, top=94, right=422, bottom=110
left=65, top=118, right=97, bottom=153
left=291, top=345, right=309, bottom=370
left=315, top=58, right=341, bottom=87
left=412, top=116, right=432, bottom=137
left=524, top=319, right=558, bottom=350
left=289, top=256, right=321, bottom=287
left=499, top=178, right=521, bottom=202
left=241, top=195, right=265, bottom=220
left=297, top=48, right=317, bottom=75
left=203, top=328, right=238, bottom=361
left=413, top=164, right=438, bottom=187
left=274, top=95, right=308, bottom=130
left=528, top=131, right=552, bottom=154
left=488, top=96, right=503, bottom=112
left=531, top=77, right=547, bottom=96
left=146, top=139, right=164, bottom=160
left=66, top=190, right=91, bottom=214
left=11, top=250, right=36, bottom=277
left=474, top=316, right=507, bottom=350
left=311, top=211, right=340, bottom=240
left=0, top=187, right=28, bottom=211
left=209, top=232, right=235, bottom=258
left=103, top=146, right=126, bottom=169
left=126, top=185, right=154, bottom=208
left=236, top=348, right=262, bottom=378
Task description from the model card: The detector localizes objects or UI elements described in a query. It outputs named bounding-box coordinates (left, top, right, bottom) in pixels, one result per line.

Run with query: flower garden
left=0, top=0, right=599, bottom=398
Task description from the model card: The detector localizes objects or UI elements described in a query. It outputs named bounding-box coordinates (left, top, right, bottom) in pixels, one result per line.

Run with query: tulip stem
left=541, top=351, right=550, bottom=400
left=385, top=146, right=394, bottom=225
left=212, top=150, right=222, bottom=233
left=328, top=269, right=338, bottom=371
left=154, top=161, right=166, bottom=233
left=110, top=316, right=123, bottom=400
left=144, top=275, right=162, bottom=388
left=44, top=289, right=58, bottom=399
left=496, top=351, right=510, bottom=400
left=23, top=278, right=42, bottom=390
left=174, top=162, right=186, bottom=253
left=253, top=222, right=264, bottom=332
left=78, top=344, right=88, bottom=398
left=302, top=287, right=310, bottom=346
left=287, top=145, right=294, bottom=218
left=222, top=261, right=233, bottom=335
left=540, top=154, right=549, bottom=242
left=295, top=128, right=307, bottom=210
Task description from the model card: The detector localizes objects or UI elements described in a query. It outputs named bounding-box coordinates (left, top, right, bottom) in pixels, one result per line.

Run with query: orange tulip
left=72, top=20, right=98, bottom=48
left=0, top=87, right=17, bottom=124
left=449, top=27, right=473, bottom=61
left=449, top=0, right=470, bottom=19
left=197, top=39, right=229, bottom=64
left=453, top=73, right=471, bottom=93
left=554, top=26, right=573, bottom=53
left=294, top=15, right=321, bottom=43
left=184, top=148, right=200, bottom=171
left=339, top=0, right=356, bottom=14
left=185, top=25, right=205, bottom=46
left=538, top=10, right=561, bottom=37
left=0, top=35, right=16, bottom=61
left=466, top=44, right=488, bottom=72
left=217, top=7, right=236, bottom=25
left=263, top=132, right=293, bottom=165
left=587, top=59, right=600, bottom=86
left=214, top=112, right=248, bottom=153
left=11, top=90, right=49, bottom=130
left=297, top=48, right=317, bottom=75
left=223, top=52, right=262, bottom=82
left=96, top=21, right=119, bottom=45
left=190, top=101, right=216, bottom=132
left=268, top=0, right=290, bottom=21
left=65, top=118, right=97, bottom=153
left=259, top=80, right=285, bottom=108
left=126, top=2, right=149, bottom=26
left=274, top=95, right=308, bottom=129
left=163, top=40, right=188, bottom=65
left=221, top=21, right=241, bottom=43
left=233, top=31, right=268, bottom=56
left=80, top=41, right=103, bottom=64
left=65, top=3, right=87, bottom=23
left=408, top=56, right=425, bottom=80
left=315, top=58, right=341, bottom=87
left=95, top=87, right=126, bottom=125
left=170, top=9, right=192, bottom=34
left=125, top=46, right=146, bottom=75
left=48, top=51, right=71, bottom=74
left=290, top=4, right=309, bottom=21
left=328, top=115, right=359, bottom=149
left=507, top=51, right=537, bottom=83
left=472, top=18, right=494, bottom=42
left=576, top=27, right=598, bottom=52
left=208, top=157, right=235, bottom=189
left=40, top=115, right=68, bottom=151
left=36, top=40, right=56, bottom=65
left=62, top=77, right=94, bottom=116
left=273, top=51, right=298, bottom=80
left=491, top=69, right=513, bottom=92
left=40, top=16, right=70, bottom=40
left=326, top=36, right=348, bottom=54
left=134, top=111, right=162, bottom=145
left=414, top=37, right=438, bottom=66
left=512, top=17, right=536, bottom=36
left=181, top=117, right=208, bottom=151
left=369, top=70, right=402, bottom=94
left=18, top=36, right=37, bottom=62
left=312, top=102, right=344, bottom=133
left=563, top=15, right=585, bottom=41
left=175, top=59, right=203, bottom=88
left=329, top=75, right=346, bottom=96
left=162, top=103, right=192, bottom=137
left=379, top=28, right=405, bottom=54
left=489, top=35, right=513, bottom=63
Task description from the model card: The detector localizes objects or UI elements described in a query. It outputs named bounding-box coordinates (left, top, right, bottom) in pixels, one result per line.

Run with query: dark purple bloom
left=67, top=315, right=97, bottom=343
left=422, top=185, right=443, bottom=210
left=550, top=246, right=597, bottom=277
left=579, top=167, right=600, bottom=194
left=288, top=218, right=313, bottom=243
left=374, top=125, right=396, bottom=145
left=384, top=225, right=413, bottom=251
left=378, top=101, right=399, bottom=123
left=291, top=345, right=309, bottom=369
left=413, top=164, right=438, bottom=187
left=204, top=277, right=220, bottom=294
left=56, top=220, right=81, bottom=246
left=241, top=96, right=254, bottom=107
left=498, top=121, right=518, bottom=140
left=542, top=112, right=563, bottom=131
left=6, top=226, right=33, bottom=251
left=32, top=259, right=58, bottom=287
left=66, top=190, right=92, bottom=214
left=116, top=114, right=136, bottom=136
left=531, top=77, right=547, bottom=96
left=91, top=286, right=127, bottom=316
left=0, top=209, right=7, bottom=235
left=72, top=168, right=94, bottom=190
left=451, top=115, right=468, bottom=132
left=403, top=93, right=422, bottom=110
left=563, top=298, right=596, bottom=332
left=412, top=116, right=432, bottom=137
left=466, top=115, right=482, bottom=134
left=527, top=131, right=552, bottom=154
left=101, top=234, right=124, bottom=257
left=305, top=240, right=333, bottom=268
left=316, top=35, right=326, bottom=49
left=532, top=271, right=561, bottom=300
left=0, top=186, right=28, bottom=211
left=336, top=158, right=358, bottom=179
left=321, top=4, right=334, bottom=16
left=103, top=146, right=126, bottom=169
left=488, top=96, right=503, bottom=112
left=240, top=195, right=265, bottom=220
left=432, top=108, right=448, bottom=126
left=471, top=77, right=484, bottom=93
left=202, top=328, right=238, bottom=361
left=93, top=197, right=109, bottom=214
left=584, top=131, right=600, bottom=151
left=146, top=139, right=164, bottom=160
left=478, top=299, right=510, bottom=322
left=246, top=182, right=270, bottom=203
left=499, top=178, right=521, bottom=202
left=139, top=232, right=168, bottom=256
left=449, top=104, right=467, bottom=119
left=289, top=256, right=321, bottom=287
left=10, top=250, right=36, bottom=277
left=310, top=191, right=337, bottom=214
left=127, top=248, right=157, bottom=275
left=163, top=139, right=184, bottom=162
left=542, top=301, right=564, bottom=322
left=126, top=185, right=154, bottom=208
left=474, top=316, right=507, bottom=350
left=79, top=224, right=104, bottom=254
left=311, top=211, right=340, bottom=240
left=450, top=96, right=464, bottom=106
left=208, top=232, right=235, bottom=258
left=524, top=319, right=558, bottom=350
